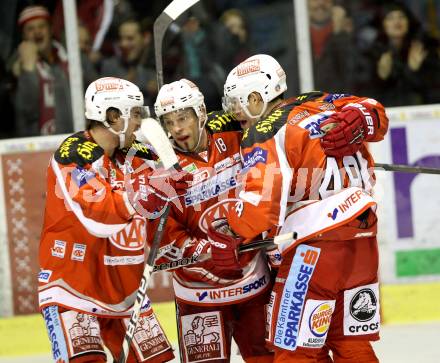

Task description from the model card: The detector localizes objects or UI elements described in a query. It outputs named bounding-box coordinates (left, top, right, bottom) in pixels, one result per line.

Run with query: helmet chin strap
left=104, top=117, right=129, bottom=149
left=242, top=101, right=268, bottom=122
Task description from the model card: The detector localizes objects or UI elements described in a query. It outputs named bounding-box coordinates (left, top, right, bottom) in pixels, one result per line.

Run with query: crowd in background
left=0, top=0, right=440, bottom=138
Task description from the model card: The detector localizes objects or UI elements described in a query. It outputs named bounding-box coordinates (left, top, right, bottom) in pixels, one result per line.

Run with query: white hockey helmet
left=223, top=54, right=287, bottom=120
left=85, top=77, right=144, bottom=122
left=154, top=79, right=207, bottom=152
left=84, top=77, right=145, bottom=148
left=154, top=79, right=206, bottom=122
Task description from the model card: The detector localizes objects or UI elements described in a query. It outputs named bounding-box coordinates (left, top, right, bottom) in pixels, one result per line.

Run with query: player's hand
left=207, top=219, right=243, bottom=280
left=320, top=104, right=378, bottom=157
left=128, top=167, right=192, bottom=218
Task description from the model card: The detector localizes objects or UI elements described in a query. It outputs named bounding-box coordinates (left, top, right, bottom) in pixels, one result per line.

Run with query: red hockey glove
left=207, top=219, right=243, bottom=280
left=320, top=103, right=379, bottom=157
left=128, top=167, right=192, bottom=218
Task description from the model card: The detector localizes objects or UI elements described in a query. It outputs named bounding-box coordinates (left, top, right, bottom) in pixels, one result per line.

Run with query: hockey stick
left=152, top=232, right=298, bottom=272
left=374, top=163, right=440, bottom=175
left=154, top=0, right=200, bottom=88
left=118, top=0, right=201, bottom=359
left=117, top=119, right=180, bottom=363
left=153, top=2, right=201, bottom=361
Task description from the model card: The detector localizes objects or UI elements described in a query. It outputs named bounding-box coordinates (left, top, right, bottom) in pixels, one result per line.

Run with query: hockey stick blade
left=154, top=0, right=201, bottom=88
left=140, top=117, right=179, bottom=170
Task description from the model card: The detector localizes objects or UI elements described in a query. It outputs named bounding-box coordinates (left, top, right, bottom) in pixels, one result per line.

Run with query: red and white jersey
left=149, top=111, right=271, bottom=306
left=38, top=131, right=155, bottom=317
left=227, top=92, right=389, bottom=239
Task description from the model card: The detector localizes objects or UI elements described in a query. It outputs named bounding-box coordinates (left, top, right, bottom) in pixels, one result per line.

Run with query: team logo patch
left=274, top=245, right=321, bottom=351
left=343, top=283, right=380, bottom=336
left=109, top=215, right=146, bottom=250
left=296, top=300, right=335, bottom=348
left=181, top=311, right=226, bottom=362
left=51, top=240, right=66, bottom=258
left=71, top=243, right=86, bottom=262
left=198, top=199, right=241, bottom=233
left=125, top=312, right=171, bottom=361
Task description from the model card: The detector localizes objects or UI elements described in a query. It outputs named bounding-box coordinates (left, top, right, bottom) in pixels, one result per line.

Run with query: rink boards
left=0, top=104, right=439, bottom=325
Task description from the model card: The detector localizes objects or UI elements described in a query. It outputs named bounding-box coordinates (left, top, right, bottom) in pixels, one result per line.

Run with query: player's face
left=163, top=108, right=200, bottom=151
left=229, top=93, right=263, bottom=130
left=111, top=107, right=143, bottom=147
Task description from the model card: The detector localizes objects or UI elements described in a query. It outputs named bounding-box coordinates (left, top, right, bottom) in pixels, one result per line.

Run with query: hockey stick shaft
left=117, top=205, right=171, bottom=363
left=374, top=163, right=440, bottom=175
left=118, top=1, right=200, bottom=361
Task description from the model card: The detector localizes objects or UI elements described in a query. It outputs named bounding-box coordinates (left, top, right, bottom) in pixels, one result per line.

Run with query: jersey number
left=214, top=137, right=227, bottom=153
left=319, top=153, right=371, bottom=199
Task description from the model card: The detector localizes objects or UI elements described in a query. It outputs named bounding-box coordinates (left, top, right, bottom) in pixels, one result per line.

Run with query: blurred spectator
left=100, top=17, right=157, bottom=105
left=308, top=0, right=356, bottom=93
left=78, top=22, right=100, bottom=66
left=366, top=2, right=437, bottom=106
left=180, top=14, right=225, bottom=110
left=216, top=9, right=251, bottom=68
left=8, top=5, right=74, bottom=136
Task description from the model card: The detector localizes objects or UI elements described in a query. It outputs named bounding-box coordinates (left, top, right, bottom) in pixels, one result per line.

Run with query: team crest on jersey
left=198, top=199, right=241, bottom=233
left=181, top=311, right=226, bottom=362
left=109, top=215, right=146, bottom=250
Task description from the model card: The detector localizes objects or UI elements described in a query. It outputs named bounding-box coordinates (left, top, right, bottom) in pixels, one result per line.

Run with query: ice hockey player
left=208, top=54, right=389, bottom=362
left=38, top=77, right=188, bottom=362
left=150, top=78, right=274, bottom=363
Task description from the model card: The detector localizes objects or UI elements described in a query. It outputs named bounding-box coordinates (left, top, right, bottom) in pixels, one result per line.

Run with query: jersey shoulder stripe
left=54, top=132, right=104, bottom=166
left=206, top=110, right=241, bottom=133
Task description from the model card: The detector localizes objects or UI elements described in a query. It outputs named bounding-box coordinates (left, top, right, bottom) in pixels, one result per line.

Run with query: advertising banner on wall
left=370, top=105, right=440, bottom=284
